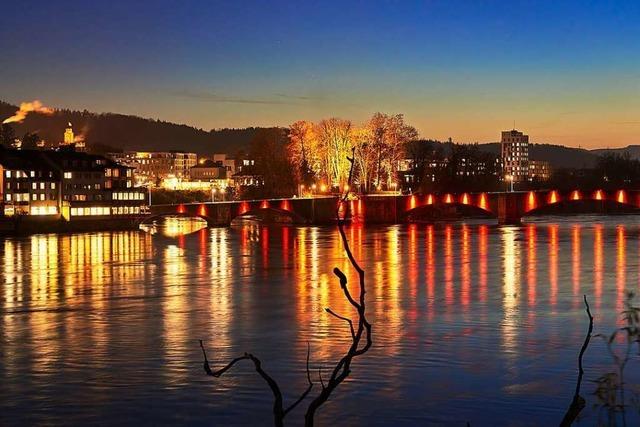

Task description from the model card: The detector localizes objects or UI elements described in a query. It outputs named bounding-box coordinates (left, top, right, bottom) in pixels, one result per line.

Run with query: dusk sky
left=1, top=0, right=639, bottom=148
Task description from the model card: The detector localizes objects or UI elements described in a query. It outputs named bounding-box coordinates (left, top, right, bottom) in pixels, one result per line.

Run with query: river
left=1, top=216, right=639, bottom=426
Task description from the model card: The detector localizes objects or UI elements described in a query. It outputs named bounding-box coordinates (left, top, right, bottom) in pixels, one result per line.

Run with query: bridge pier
left=497, top=192, right=524, bottom=225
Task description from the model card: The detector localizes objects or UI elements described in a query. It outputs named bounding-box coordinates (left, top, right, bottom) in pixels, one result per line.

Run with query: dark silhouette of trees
left=1, top=123, right=15, bottom=147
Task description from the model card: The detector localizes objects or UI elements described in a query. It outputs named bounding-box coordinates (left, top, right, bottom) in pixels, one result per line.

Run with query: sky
left=1, top=0, right=639, bottom=148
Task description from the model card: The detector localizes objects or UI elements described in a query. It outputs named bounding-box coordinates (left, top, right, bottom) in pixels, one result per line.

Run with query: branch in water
left=559, top=295, right=594, bottom=427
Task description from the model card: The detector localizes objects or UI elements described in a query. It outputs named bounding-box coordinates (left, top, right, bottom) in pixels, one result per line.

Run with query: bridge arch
left=402, top=193, right=494, bottom=221
left=522, top=189, right=640, bottom=216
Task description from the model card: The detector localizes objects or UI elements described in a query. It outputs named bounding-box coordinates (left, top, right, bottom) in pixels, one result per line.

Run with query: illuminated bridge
left=147, top=189, right=640, bottom=226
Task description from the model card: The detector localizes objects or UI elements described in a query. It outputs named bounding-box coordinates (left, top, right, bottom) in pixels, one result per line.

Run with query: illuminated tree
left=288, top=120, right=319, bottom=186
left=317, top=118, right=353, bottom=189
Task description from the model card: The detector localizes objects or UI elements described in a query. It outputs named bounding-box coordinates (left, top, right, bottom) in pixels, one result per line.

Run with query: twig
left=560, top=295, right=594, bottom=427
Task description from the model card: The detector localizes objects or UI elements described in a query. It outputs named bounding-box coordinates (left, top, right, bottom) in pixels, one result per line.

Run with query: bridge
left=147, top=189, right=640, bottom=226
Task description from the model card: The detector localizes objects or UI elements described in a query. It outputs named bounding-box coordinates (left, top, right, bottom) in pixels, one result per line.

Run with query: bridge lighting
left=461, top=193, right=469, bottom=205
left=527, top=191, right=537, bottom=211
left=177, top=204, right=186, bottom=214
left=426, top=194, right=433, bottom=205
left=594, top=190, right=604, bottom=201
left=571, top=190, right=580, bottom=201
left=548, top=191, right=559, bottom=204
left=409, top=195, right=417, bottom=210
left=617, top=190, right=626, bottom=204
left=239, top=201, right=249, bottom=214
left=445, top=194, right=452, bottom=204
left=479, top=193, right=488, bottom=211
left=198, top=204, right=207, bottom=216
left=320, top=184, right=327, bottom=192
left=280, top=200, right=291, bottom=211
left=260, top=200, right=269, bottom=209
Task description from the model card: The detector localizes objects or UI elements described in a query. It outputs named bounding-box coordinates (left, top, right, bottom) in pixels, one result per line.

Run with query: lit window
left=51, top=183, right=56, bottom=189
left=64, top=172, right=72, bottom=179
left=40, top=182, right=45, bottom=190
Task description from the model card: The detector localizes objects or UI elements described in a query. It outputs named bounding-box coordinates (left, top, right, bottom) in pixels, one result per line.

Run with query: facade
left=108, top=151, right=197, bottom=184
left=190, top=160, right=227, bottom=181
left=528, top=160, right=551, bottom=181
left=0, top=147, right=146, bottom=219
left=501, top=129, right=529, bottom=182
left=1, top=150, right=60, bottom=216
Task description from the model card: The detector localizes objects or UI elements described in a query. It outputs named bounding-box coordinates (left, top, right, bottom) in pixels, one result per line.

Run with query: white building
left=501, top=129, right=529, bottom=182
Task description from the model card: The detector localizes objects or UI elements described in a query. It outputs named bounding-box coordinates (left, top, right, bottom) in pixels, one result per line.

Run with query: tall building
left=501, top=129, right=529, bottom=182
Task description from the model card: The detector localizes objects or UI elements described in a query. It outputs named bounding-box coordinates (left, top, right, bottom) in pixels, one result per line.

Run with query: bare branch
left=284, top=343, right=314, bottom=416
left=560, top=295, right=594, bottom=427
left=325, top=308, right=356, bottom=339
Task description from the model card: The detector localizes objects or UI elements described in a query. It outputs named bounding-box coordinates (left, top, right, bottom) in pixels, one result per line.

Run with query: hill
left=478, top=142, right=598, bottom=169
left=591, top=145, right=640, bottom=160
left=0, top=100, right=273, bottom=155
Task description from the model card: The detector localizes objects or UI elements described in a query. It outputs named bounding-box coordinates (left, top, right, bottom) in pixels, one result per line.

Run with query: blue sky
left=1, top=0, right=639, bottom=147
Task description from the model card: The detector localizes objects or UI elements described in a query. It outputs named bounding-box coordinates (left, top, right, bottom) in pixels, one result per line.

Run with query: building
left=212, top=153, right=236, bottom=176
left=1, top=149, right=60, bottom=216
left=108, top=151, right=197, bottom=184
left=528, top=160, right=551, bottom=181
left=0, top=147, right=146, bottom=219
left=501, top=129, right=529, bottom=182
left=64, top=122, right=74, bottom=145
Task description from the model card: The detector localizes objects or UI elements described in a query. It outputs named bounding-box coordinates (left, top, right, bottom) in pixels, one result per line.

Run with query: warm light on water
left=1, top=217, right=640, bottom=425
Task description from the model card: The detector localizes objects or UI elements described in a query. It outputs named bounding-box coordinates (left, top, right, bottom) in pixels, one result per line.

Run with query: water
left=1, top=216, right=640, bottom=426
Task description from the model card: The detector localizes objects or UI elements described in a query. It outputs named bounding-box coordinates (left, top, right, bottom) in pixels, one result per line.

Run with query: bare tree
left=200, top=150, right=371, bottom=427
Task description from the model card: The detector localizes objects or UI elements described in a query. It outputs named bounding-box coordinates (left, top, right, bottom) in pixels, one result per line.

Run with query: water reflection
left=1, top=218, right=640, bottom=426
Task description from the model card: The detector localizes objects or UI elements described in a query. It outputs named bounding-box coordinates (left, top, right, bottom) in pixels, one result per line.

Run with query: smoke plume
left=2, top=100, right=54, bottom=124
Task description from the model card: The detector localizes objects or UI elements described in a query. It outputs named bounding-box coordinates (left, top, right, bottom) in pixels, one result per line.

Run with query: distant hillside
left=0, top=101, right=274, bottom=155
left=478, top=142, right=598, bottom=169
left=591, top=145, right=640, bottom=160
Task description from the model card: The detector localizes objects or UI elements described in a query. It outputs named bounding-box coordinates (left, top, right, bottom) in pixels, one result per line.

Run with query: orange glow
left=549, top=225, right=558, bottom=307
left=260, top=200, right=269, bottom=209
left=426, top=194, right=434, bottom=205
left=177, top=204, right=186, bottom=214
left=594, top=224, right=603, bottom=307
left=409, top=194, right=417, bottom=210
left=444, top=194, right=452, bottom=204
left=280, top=200, right=291, bottom=211
left=478, top=193, right=489, bottom=211
left=197, top=204, right=207, bottom=217
left=461, top=193, right=469, bottom=205
left=594, top=189, right=603, bottom=200
left=617, top=190, right=626, bottom=204
left=616, top=225, right=626, bottom=313
left=571, top=190, right=581, bottom=200
left=478, top=224, right=488, bottom=302
left=239, top=201, right=249, bottom=215
left=548, top=190, right=559, bottom=204
left=526, top=191, right=537, bottom=211
left=527, top=224, right=537, bottom=307
left=572, top=225, right=581, bottom=297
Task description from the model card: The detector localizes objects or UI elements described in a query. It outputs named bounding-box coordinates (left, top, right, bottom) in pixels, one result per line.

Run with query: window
left=39, top=182, right=45, bottom=190
left=32, top=194, right=37, bottom=201
left=64, top=172, right=72, bottom=179
left=5, top=194, right=11, bottom=201
left=40, top=194, right=45, bottom=201
left=5, top=170, right=11, bottom=178
left=51, top=183, right=56, bottom=189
